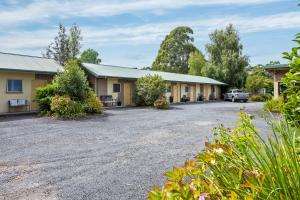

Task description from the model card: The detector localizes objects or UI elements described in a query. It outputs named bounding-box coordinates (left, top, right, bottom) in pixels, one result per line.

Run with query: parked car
left=224, top=89, right=249, bottom=102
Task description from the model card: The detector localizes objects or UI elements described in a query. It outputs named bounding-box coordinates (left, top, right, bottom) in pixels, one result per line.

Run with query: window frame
left=112, top=83, right=121, bottom=93
left=185, top=86, right=189, bottom=93
left=167, top=85, right=171, bottom=93
left=7, top=79, right=23, bottom=93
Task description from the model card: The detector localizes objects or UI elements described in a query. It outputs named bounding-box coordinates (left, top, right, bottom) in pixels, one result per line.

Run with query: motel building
left=0, top=52, right=226, bottom=114
left=264, top=64, right=289, bottom=99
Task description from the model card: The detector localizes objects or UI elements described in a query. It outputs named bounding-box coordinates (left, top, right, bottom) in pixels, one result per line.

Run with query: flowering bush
left=83, top=91, right=103, bottom=114
left=154, top=98, right=170, bottom=109
left=149, top=113, right=300, bottom=200
left=50, top=95, right=85, bottom=119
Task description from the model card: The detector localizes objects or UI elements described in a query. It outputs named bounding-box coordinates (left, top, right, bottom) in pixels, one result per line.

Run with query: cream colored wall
left=0, top=71, right=35, bottom=113
left=215, top=86, right=221, bottom=99
left=165, top=82, right=172, bottom=100
left=273, top=70, right=288, bottom=99
left=196, top=84, right=200, bottom=97
left=203, top=84, right=211, bottom=101
left=181, top=84, right=188, bottom=97
left=107, top=78, right=120, bottom=99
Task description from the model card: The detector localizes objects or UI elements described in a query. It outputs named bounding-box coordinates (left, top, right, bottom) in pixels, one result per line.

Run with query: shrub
left=54, top=59, right=90, bottom=101
left=149, top=113, right=300, bottom=200
left=249, top=94, right=272, bottom=102
left=83, top=91, right=103, bottom=114
left=249, top=95, right=264, bottom=102
left=50, top=95, right=85, bottom=119
left=282, top=33, right=300, bottom=127
left=154, top=98, right=170, bottom=109
left=135, top=75, right=167, bottom=106
left=35, top=83, right=57, bottom=114
left=262, top=93, right=273, bottom=101
left=264, top=97, right=284, bottom=113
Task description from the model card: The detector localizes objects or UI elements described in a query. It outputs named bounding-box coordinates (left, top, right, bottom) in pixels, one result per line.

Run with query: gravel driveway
left=0, top=102, right=268, bottom=200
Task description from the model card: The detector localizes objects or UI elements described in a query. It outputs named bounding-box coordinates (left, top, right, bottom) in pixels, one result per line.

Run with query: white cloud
left=0, top=0, right=284, bottom=26
left=1, top=11, right=299, bottom=53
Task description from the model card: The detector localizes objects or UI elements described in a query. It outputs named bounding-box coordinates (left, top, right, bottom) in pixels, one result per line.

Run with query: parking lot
left=0, top=102, right=268, bottom=200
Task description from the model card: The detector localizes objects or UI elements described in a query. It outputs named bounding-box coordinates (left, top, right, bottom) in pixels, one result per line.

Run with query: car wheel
left=232, top=97, right=235, bottom=102
left=243, top=99, right=248, bottom=103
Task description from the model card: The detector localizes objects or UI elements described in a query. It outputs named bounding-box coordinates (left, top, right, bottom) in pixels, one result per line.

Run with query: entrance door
left=31, top=79, right=48, bottom=111
left=172, top=85, right=178, bottom=103
left=189, top=85, right=196, bottom=101
left=123, top=82, right=132, bottom=106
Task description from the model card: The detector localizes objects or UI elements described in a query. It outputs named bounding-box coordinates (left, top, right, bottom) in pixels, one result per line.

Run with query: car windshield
left=237, top=90, right=244, bottom=93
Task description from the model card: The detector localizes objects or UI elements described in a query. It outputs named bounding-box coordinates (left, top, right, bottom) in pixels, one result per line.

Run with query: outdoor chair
left=8, top=99, right=30, bottom=112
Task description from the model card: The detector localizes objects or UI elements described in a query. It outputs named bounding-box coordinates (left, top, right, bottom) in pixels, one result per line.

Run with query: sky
left=0, top=0, right=299, bottom=68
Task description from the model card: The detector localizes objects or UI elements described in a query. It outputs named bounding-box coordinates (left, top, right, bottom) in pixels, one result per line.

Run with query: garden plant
left=134, top=74, right=167, bottom=106
left=36, top=59, right=103, bottom=119
left=149, top=33, right=300, bottom=200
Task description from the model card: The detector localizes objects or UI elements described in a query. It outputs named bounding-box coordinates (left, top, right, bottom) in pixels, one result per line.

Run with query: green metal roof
left=82, top=63, right=226, bottom=85
left=0, top=52, right=61, bottom=73
left=264, top=64, right=289, bottom=70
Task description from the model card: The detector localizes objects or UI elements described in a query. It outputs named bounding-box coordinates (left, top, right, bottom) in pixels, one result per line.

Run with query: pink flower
left=199, top=193, right=208, bottom=200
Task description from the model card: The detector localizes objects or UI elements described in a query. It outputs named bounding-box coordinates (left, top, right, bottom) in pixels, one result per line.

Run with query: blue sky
left=0, top=0, right=299, bottom=68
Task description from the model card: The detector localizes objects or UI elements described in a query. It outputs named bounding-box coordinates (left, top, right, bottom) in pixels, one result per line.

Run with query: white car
left=224, top=89, right=249, bottom=102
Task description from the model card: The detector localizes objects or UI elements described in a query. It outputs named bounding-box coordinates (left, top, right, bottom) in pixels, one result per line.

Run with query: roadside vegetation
left=149, top=32, right=300, bottom=199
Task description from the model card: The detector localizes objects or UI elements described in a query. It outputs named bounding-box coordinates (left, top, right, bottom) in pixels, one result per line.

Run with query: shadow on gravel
left=0, top=113, right=40, bottom=122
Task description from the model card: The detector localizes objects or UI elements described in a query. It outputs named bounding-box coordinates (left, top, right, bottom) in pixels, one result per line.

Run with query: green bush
left=83, top=91, right=103, bottom=114
left=154, top=98, right=170, bottom=109
left=35, top=83, right=57, bottom=114
left=54, top=59, right=90, bottom=101
left=249, top=94, right=272, bottom=102
left=262, top=93, right=273, bottom=101
left=50, top=95, right=85, bottom=119
left=149, top=113, right=300, bottom=200
left=245, top=66, right=273, bottom=95
left=135, top=74, right=167, bottom=106
left=282, top=34, right=300, bottom=127
left=264, top=97, right=284, bottom=113
left=249, top=95, right=264, bottom=102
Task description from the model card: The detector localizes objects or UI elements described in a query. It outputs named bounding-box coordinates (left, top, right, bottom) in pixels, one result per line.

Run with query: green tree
left=188, top=51, right=206, bottom=76
left=245, top=65, right=273, bottom=95
left=80, top=49, right=101, bottom=64
left=134, top=75, right=167, bottom=106
left=152, top=26, right=198, bottom=74
left=204, top=24, right=249, bottom=88
left=54, top=59, right=89, bottom=101
left=68, top=24, right=82, bottom=59
left=282, top=33, right=300, bottom=127
left=45, top=24, right=82, bottom=65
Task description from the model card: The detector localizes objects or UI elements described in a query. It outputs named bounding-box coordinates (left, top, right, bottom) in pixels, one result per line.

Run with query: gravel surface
left=0, top=102, right=269, bottom=200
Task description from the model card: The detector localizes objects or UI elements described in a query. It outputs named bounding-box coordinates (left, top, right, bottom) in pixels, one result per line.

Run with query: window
left=167, top=86, right=171, bottom=93
left=113, top=83, right=121, bottom=93
left=185, top=86, right=189, bottom=93
left=211, top=85, right=215, bottom=93
left=7, top=80, right=22, bottom=93
left=200, top=85, right=204, bottom=95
